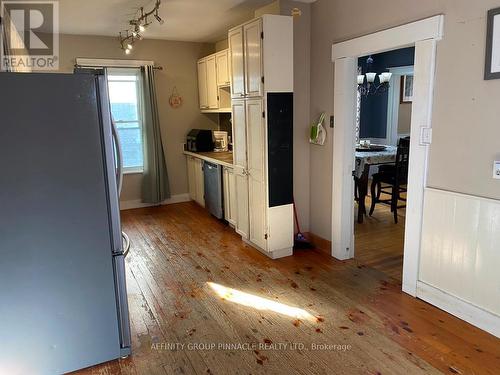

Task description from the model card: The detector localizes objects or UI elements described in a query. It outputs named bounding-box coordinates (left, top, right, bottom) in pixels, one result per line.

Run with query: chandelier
left=119, top=0, right=164, bottom=54
left=357, top=56, right=392, bottom=96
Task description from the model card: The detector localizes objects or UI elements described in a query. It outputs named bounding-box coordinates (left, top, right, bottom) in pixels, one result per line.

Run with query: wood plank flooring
left=354, top=196, right=405, bottom=282
left=74, top=202, right=500, bottom=375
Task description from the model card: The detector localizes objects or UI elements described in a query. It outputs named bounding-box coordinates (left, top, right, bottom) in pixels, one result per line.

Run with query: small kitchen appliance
left=186, top=129, right=214, bottom=152
left=213, top=131, right=228, bottom=152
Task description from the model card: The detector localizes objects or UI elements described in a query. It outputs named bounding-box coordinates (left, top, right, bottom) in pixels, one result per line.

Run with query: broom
left=293, top=199, right=314, bottom=249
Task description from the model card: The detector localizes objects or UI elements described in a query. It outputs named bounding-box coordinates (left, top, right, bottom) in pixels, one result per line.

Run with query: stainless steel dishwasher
left=203, top=161, right=224, bottom=219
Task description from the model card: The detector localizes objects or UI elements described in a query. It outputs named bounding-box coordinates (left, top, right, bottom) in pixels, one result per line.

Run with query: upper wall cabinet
left=197, top=49, right=231, bottom=113
left=229, top=15, right=293, bottom=99
left=206, top=55, right=218, bottom=109
left=243, top=19, right=263, bottom=98
left=228, top=28, right=245, bottom=98
left=216, top=50, right=230, bottom=87
left=197, top=59, right=208, bottom=109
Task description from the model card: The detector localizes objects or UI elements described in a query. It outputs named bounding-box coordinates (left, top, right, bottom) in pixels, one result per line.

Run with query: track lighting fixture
left=119, top=0, right=163, bottom=54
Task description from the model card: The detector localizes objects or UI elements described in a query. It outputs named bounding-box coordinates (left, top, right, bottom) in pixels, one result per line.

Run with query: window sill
left=123, top=168, right=144, bottom=175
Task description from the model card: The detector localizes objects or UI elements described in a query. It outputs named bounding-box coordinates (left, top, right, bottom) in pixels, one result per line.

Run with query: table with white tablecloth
left=354, top=146, right=397, bottom=223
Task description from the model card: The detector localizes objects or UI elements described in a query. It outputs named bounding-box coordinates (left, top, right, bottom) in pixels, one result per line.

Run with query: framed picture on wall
left=485, top=7, right=500, bottom=80
left=400, top=75, right=414, bottom=103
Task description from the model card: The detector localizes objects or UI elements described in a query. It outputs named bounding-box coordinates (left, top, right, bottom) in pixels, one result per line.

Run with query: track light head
left=154, top=9, right=164, bottom=24
left=155, top=14, right=164, bottom=24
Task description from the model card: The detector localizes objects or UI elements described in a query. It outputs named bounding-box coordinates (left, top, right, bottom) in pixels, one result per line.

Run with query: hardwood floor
left=74, top=202, right=500, bottom=375
left=354, top=195, right=406, bottom=282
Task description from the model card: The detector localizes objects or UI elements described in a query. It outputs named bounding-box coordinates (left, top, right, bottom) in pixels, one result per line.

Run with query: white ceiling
left=58, top=0, right=276, bottom=43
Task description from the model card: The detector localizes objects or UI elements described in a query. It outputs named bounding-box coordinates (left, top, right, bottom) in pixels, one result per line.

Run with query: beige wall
left=255, top=0, right=281, bottom=17
left=57, top=34, right=217, bottom=203
left=215, top=39, right=229, bottom=52
left=310, top=0, right=500, bottom=240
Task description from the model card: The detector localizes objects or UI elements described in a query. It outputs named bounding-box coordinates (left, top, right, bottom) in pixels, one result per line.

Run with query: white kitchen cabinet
left=243, top=19, right=263, bottom=98
left=187, top=156, right=196, bottom=200
left=228, top=15, right=294, bottom=259
left=206, top=55, right=218, bottom=109
left=229, top=15, right=293, bottom=99
left=246, top=98, right=266, bottom=250
left=228, top=169, right=237, bottom=225
left=216, top=50, right=230, bottom=87
left=194, top=158, right=205, bottom=207
left=228, top=27, right=245, bottom=99
left=232, top=100, right=249, bottom=239
left=228, top=19, right=263, bottom=98
left=198, top=50, right=231, bottom=111
left=187, top=156, right=204, bottom=206
left=223, top=166, right=237, bottom=226
left=197, top=59, right=208, bottom=109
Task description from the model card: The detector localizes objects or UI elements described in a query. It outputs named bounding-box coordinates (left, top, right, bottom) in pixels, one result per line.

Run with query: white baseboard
left=416, top=281, right=500, bottom=338
left=242, top=238, right=294, bottom=259
left=120, top=193, right=191, bottom=210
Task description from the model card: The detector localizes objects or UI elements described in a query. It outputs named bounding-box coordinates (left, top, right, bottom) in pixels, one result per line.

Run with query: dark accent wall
left=267, top=93, right=293, bottom=207
left=358, top=47, right=415, bottom=139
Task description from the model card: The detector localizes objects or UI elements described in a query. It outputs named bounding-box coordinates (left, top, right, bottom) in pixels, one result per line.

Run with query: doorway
left=354, top=48, right=414, bottom=283
left=330, top=15, right=443, bottom=296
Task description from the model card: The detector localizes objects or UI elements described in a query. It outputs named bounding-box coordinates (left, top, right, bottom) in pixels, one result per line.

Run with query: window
left=107, top=68, right=144, bottom=173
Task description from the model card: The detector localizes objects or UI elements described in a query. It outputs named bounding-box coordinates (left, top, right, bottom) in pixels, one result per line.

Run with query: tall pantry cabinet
left=228, top=15, right=294, bottom=259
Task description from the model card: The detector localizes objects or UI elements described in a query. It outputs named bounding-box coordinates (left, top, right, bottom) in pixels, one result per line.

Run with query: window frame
left=107, top=68, right=145, bottom=174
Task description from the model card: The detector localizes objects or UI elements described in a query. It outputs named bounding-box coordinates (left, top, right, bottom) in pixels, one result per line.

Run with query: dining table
left=354, top=145, right=397, bottom=223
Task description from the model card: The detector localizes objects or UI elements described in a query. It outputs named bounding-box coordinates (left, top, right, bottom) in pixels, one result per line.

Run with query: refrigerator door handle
left=111, top=118, right=123, bottom=196
left=96, top=75, right=123, bottom=255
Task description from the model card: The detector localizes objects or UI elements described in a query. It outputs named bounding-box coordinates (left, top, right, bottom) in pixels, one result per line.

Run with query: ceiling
left=58, top=0, right=277, bottom=43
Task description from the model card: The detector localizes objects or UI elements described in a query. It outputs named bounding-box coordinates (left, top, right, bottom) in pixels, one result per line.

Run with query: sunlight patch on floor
left=207, top=282, right=315, bottom=321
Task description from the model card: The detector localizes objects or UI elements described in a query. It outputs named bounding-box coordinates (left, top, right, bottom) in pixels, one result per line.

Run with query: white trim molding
left=330, top=16, right=443, bottom=297
left=387, top=66, right=414, bottom=146
left=331, top=15, right=444, bottom=60
left=417, top=281, right=500, bottom=339
left=75, top=58, right=155, bottom=68
left=120, top=193, right=190, bottom=210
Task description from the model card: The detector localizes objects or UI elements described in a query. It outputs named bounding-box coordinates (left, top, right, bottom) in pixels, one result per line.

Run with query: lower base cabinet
left=223, top=167, right=237, bottom=226
left=187, top=156, right=205, bottom=207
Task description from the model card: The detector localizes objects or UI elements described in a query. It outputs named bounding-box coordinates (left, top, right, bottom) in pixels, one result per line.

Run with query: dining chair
left=368, top=137, right=410, bottom=223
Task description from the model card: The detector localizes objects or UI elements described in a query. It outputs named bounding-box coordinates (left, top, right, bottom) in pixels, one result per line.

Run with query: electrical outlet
left=493, top=161, right=500, bottom=179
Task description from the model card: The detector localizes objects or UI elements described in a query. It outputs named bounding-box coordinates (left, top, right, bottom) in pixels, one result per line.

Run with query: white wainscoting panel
left=419, top=188, right=500, bottom=322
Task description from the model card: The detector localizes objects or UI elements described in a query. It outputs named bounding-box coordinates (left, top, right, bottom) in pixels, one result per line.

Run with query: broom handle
left=293, top=198, right=301, bottom=234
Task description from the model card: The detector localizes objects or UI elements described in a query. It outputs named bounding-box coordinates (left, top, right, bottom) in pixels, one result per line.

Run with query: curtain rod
left=74, top=63, right=163, bottom=70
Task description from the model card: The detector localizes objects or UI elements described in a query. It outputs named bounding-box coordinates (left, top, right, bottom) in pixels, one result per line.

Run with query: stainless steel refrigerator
left=0, top=72, right=131, bottom=374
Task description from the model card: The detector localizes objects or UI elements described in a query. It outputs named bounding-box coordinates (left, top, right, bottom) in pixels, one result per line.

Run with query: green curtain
left=141, top=65, right=170, bottom=203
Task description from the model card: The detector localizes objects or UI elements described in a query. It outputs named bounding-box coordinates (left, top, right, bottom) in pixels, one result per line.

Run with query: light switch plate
left=420, top=127, right=432, bottom=145
left=493, top=161, right=500, bottom=179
